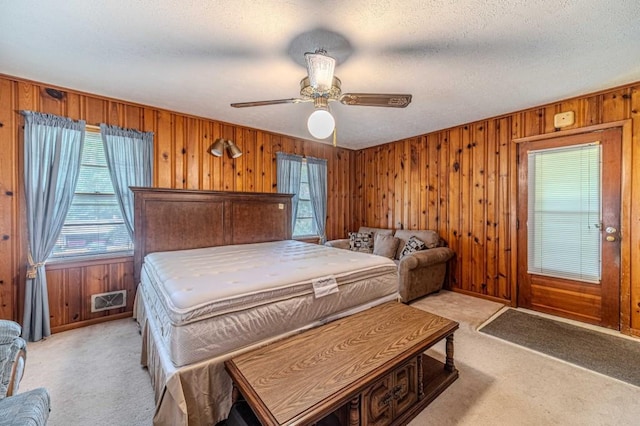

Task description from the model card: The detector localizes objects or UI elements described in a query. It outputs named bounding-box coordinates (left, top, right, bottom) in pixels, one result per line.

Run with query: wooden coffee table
left=225, top=302, right=459, bottom=426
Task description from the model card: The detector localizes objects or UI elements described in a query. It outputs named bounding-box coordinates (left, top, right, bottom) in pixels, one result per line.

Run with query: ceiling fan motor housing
left=300, top=76, right=342, bottom=100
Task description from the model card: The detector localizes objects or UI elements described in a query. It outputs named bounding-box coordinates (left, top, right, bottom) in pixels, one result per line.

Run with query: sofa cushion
left=399, top=236, right=427, bottom=259
left=348, top=232, right=374, bottom=253
left=394, top=230, right=440, bottom=259
left=373, top=234, right=400, bottom=259
left=359, top=227, right=394, bottom=244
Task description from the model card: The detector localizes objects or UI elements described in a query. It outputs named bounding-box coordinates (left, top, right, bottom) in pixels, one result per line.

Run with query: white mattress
left=140, top=240, right=399, bottom=367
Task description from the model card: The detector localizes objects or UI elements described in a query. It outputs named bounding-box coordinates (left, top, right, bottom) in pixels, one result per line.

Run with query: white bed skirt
left=135, top=288, right=399, bottom=425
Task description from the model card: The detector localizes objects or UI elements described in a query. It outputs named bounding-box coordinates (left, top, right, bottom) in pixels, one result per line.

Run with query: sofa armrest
left=0, top=321, right=26, bottom=399
left=398, top=247, right=454, bottom=271
left=397, top=247, right=455, bottom=303
left=324, top=239, right=350, bottom=250
left=0, top=387, right=50, bottom=426
left=0, top=320, right=21, bottom=345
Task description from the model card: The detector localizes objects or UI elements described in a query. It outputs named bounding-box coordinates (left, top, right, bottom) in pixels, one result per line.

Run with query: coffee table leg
left=349, top=396, right=360, bottom=426
left=232, top=383, right=239, bottom=404
left=417, top=354, right=424, bottom=400
left=445, top=333, right=455, bottom=372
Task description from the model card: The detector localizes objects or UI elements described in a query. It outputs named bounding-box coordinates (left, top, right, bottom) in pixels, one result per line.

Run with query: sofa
left=325, top=226, right=455, bottom=303
left=0, top=320, right=50, bottom=426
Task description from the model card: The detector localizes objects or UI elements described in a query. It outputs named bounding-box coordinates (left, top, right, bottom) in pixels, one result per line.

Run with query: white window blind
left=527, top=142, right=601, bottom=283
left=293, top=161, right=318, bottom=237
left=49, top=130, right=133, bottom=259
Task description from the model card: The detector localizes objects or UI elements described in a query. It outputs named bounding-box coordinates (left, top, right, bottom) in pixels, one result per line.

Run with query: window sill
left=45, top=252, right=134, bottom=270
left=293, top=236, right=321, bottom=244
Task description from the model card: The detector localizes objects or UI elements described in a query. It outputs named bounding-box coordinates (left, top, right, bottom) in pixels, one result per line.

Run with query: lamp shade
left=305, top=50, right=335, bottom=93
left=210, top=138, right=226, bottom=156
left=226, top=140, right=242, bottom=158
left=307, top=109, right=335, bottom=139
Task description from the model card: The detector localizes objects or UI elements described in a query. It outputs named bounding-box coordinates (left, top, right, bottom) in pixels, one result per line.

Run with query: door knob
left=606, top=235, right=616, bottom=242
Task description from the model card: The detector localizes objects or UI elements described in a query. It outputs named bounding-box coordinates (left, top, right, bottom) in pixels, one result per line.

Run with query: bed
left=131, top=187, right=399, bottom=425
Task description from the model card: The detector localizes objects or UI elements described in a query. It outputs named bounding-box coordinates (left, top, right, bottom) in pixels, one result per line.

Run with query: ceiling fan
left=230, top=49, right=412, bottom=141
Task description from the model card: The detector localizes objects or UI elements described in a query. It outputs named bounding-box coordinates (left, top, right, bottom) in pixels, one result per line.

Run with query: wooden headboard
left=131, top=187, right=293, bottom=283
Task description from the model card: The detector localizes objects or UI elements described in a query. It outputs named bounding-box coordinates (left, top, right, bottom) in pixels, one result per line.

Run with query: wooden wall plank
left=39, top=87, right=64, bottom=116
left=447, top=128, right=462, bottom=289
left=201, top=122, right=213, bottom=190
left=0, top=79, right=16, bottom=319
left=186, top=117, right=201, bottom=190
left=602, top=89, right=630, bottom=123
left=631, top=88, right=640, bottom=330
left=65, top=92, right=82, bottom=121
left=409, top=138, right=421, bottom=230
left=543, top=103, right=560, bottom=134
left=437, top=132, right=449, bottom=247
left=211, top=122, right=223, bottom=191
left=341, top=148, right=350, bottom=237
left=222, top=124, right=235, bottom=190
left=83, top=265, right=107, bottom=321
left=44, top=269, right=65, bottom=328
left=84, top=96, right=106, bottom=125
left=65, top=267, right=82, bottom=325
left=174, top=115, right=186, bottom=189
left=471, top=123, right=487, bottom=295
left=426, top=134, right=439, bottom=231
left=234, top=126, right=244, bottom=191
left=384, top=144, right=394, bottom=229
left=522, top=109, right=543, bottom=137
left=243, top=128, right=256, bottom=192
left=460, top=125, right=472, bottom=291
left=402, top=140, right=411, bottom=229
left=497, top=117, right=512, bottom=300
left=485, top=120, right=498, bottom=297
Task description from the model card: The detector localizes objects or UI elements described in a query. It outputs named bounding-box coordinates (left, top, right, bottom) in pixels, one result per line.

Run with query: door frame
left=512, top=119, right=632, bottom=332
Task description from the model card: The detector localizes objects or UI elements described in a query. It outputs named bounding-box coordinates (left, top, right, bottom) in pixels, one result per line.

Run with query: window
left=49, top=129, right=133, bottom=259
left=293, top=162, right=318, bottom=237
left=527, top=143, right=601, bottom=282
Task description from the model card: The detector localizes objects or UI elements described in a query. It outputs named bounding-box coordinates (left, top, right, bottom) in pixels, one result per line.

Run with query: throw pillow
left=400, top=235, right=427, bottom=259
left=349, top=231, right=374, bottom=253
left=373, top=234, right=400, bottom=259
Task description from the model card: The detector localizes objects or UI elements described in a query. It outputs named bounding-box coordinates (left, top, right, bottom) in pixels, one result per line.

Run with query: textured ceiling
left=1, top=1, right=639, bottom=149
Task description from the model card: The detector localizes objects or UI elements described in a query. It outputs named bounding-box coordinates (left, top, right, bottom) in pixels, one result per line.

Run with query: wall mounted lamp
left=210, top=138, right=242, bottom=158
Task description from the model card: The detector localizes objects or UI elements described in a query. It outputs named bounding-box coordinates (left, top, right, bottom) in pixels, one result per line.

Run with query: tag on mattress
left=312, top=276, right=339, bottom=298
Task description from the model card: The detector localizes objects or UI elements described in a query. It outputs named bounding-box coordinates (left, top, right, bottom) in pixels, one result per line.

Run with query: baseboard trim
left=51, top=312, right=133, bottom=334
left=449, top=288, right=511, bottom=306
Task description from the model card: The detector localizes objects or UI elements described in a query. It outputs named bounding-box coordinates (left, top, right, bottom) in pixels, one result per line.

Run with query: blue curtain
left=100, top=124, right=154, bottom=239
left=22, top=111, right=85, bottom=341
left=276, top=152, right=302, bottom=234
left=306, top=157, right=328, bottom=243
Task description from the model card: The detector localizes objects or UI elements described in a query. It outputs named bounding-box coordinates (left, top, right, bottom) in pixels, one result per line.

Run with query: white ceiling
left=2, top=1, right=640, bottom=149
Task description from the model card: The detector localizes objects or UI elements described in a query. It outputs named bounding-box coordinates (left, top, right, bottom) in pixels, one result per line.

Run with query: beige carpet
left=18, top=291, right=640, bottom=425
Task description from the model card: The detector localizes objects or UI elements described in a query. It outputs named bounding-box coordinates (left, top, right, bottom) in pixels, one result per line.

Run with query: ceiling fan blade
left=230, top=98, right=308, bottom=108
left=339, top=93, right=412, bottom=108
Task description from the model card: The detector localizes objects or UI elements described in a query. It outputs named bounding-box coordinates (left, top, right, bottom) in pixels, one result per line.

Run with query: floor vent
left=91, top=290, right=127, bottom=312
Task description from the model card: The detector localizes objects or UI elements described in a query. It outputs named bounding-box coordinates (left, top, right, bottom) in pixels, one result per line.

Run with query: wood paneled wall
left=352, top=82, right=640, bottom=336
left=1, top=72, right=639, bottom=337
left=0, top=74, right=353, bottom=331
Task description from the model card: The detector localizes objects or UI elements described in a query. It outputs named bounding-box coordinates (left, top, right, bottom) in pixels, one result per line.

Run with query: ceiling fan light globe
left=307, top=109, right=335, bottom=139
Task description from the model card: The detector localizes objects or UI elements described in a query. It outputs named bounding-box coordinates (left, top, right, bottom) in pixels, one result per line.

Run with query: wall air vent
left=91, top=290, right=127, bottom=312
